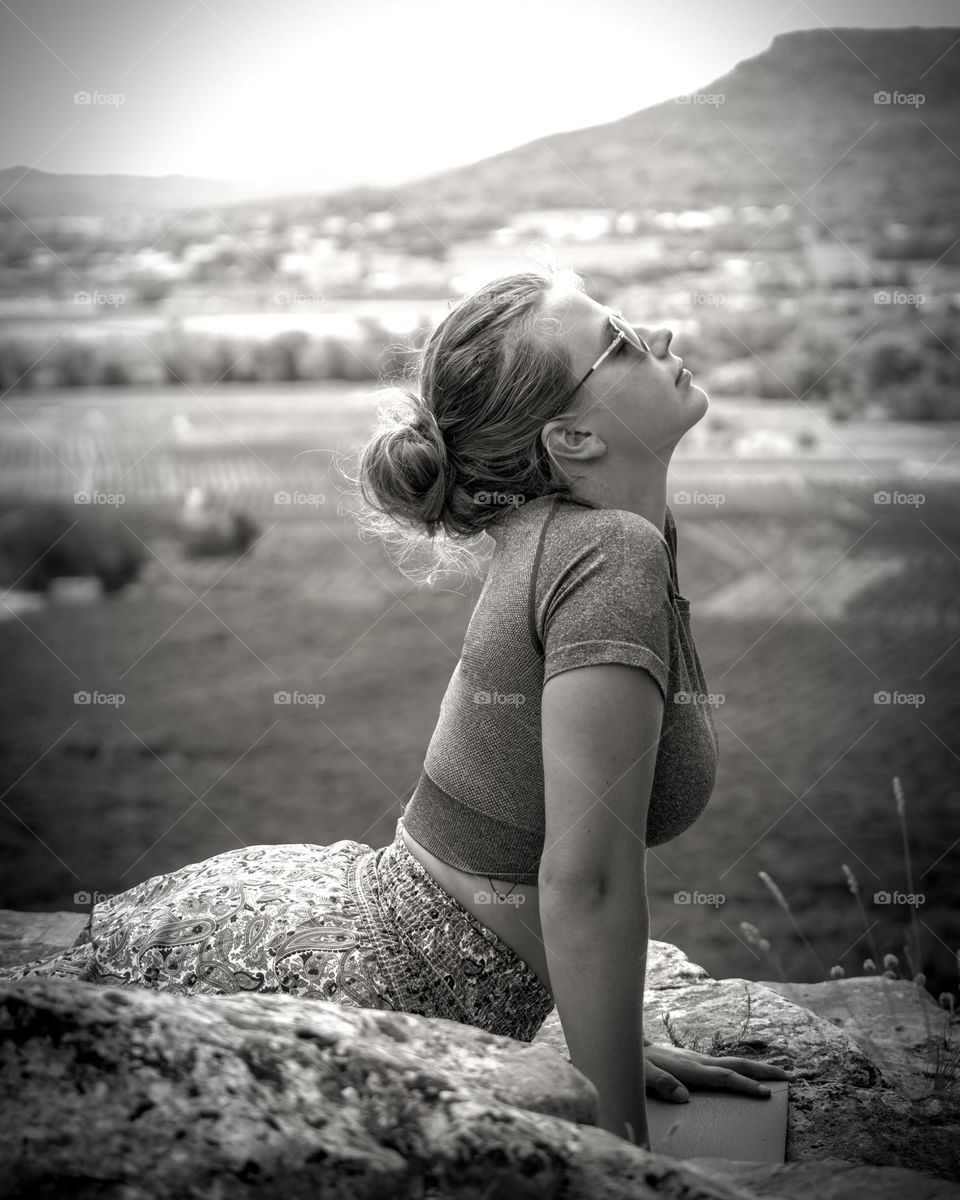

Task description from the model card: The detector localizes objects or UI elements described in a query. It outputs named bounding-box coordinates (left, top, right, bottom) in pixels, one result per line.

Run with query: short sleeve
left=537, top=510, right=675, bottom=700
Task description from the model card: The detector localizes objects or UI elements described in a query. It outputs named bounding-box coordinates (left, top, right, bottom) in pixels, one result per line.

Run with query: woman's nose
left=636, top=325, right=673, bottom=353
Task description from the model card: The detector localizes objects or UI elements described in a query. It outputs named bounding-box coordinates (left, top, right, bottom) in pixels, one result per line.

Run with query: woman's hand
left=643, top=1041, right=796, bottom=1103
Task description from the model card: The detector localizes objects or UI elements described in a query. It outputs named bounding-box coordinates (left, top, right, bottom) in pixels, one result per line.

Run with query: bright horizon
left=0, top=0, right=957, bottom=192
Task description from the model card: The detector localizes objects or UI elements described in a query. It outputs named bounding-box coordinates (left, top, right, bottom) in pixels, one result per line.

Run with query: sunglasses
left=562, top=311, right=652, bottom=406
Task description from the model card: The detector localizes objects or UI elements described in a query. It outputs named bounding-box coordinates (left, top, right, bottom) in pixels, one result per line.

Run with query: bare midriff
left=400, top=823, right=552, bottom=997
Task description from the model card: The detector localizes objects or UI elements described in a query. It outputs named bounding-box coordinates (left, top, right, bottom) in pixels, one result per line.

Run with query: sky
left=1, top=0, right=957, bottom=191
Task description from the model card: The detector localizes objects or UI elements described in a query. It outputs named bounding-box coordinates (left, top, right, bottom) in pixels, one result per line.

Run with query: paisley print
left=0, top=819, right=554, bottom=1043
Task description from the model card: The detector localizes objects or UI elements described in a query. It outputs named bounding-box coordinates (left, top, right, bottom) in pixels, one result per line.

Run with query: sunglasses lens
left=613, top=316, right=647, bottom=353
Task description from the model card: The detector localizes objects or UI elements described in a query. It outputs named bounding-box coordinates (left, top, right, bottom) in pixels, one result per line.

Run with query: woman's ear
left=541, top=421, right=605, bottom=466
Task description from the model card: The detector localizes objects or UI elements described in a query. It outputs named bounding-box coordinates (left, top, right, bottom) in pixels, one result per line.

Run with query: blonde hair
left=336, top=264, right=597, bottom=587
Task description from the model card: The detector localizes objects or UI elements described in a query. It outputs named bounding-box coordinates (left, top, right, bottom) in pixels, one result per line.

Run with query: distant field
left=1, top=382, right=958, bottom=1001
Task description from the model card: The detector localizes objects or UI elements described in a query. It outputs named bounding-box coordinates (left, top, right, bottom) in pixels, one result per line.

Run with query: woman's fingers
left=642, top=1046, right=797, bottom=1103
left=654, top=1061, right=779, bottom=1099
left=708, top=1056, right=797, bottom=1082
left=698, top=1065, right=774, bottom=1097
left=643, top=1061, right=690, bottom=1103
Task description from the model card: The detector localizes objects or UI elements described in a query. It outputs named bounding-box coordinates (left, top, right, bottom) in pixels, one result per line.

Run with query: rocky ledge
left=1, top=909, right=958, bottom=1198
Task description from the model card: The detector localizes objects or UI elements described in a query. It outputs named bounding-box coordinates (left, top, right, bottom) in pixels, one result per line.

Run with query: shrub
left=703, top=311, right=796, bottom=361
left=297, top=335, right=347, bottom=379
left=860, top=329, right=924, bottom=390
left=768, top=326, right=856, bottom=399
left=876, top=365, right=960, bottom=421
left=249, top=332, right=309, bottom=382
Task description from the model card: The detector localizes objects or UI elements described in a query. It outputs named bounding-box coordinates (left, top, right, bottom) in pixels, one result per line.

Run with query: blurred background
left=1, top=0, right=959, bottom=1000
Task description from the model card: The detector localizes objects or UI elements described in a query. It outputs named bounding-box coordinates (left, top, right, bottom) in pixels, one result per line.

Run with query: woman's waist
left=399, top=820, right=539, bottom=902
left=395, top=821, right=550, bottom=992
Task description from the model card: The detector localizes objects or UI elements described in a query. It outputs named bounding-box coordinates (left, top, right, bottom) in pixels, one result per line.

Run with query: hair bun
left=402, top=403, right=448, bottom=483
left=410, top=403, right=448, bottom=454
left=367, top=395, right=455, bottom=533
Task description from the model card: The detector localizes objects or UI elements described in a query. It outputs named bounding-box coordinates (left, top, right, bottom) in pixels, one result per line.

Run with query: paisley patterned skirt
left=0, top=817, right=554, bottom=1044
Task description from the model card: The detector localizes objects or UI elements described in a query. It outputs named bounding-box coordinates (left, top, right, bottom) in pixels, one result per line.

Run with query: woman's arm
left=539, top=660, right=664, bottom=1146
left=539, top=874, right=651, bottom=1144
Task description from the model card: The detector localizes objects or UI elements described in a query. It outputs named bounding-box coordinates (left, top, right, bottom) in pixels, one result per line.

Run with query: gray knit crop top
left=401, top=493, right=720, bottom=885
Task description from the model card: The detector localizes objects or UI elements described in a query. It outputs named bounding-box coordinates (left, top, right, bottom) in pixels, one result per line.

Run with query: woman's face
left=541, top=286, right=708, bottom=459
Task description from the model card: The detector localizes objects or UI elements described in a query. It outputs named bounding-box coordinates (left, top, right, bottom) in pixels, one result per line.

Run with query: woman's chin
left=684, top=380, right=709, bottom=414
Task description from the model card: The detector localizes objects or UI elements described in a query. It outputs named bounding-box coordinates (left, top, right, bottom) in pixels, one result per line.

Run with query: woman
left=1, top=266, right=792, bottom=1148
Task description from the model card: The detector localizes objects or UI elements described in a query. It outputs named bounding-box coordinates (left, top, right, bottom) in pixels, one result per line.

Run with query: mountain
left=1, top=27, right=957, bottom=230
left=0, top=169, right=343, bottom=220
left=385, top=26, right=960, bottom=232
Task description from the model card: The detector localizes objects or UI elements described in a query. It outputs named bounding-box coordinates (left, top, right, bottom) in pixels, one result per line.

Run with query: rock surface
left=535, top=943, right=960, bottom=1180
left=760, top=975, right=950, bottom=1097
left=0, top=908, right=89, bottom=969
left=2, top=910, right=959, bottom=1198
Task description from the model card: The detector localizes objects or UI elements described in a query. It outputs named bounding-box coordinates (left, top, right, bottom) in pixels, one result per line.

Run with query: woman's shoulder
left=546, top=497, right=672, bottom=559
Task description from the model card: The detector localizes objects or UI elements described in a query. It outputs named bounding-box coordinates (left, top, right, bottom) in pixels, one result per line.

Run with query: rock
left=0, top=975, right=754, bottom=1200
left=0, top=909, right=89, bottom=969
left=544, top=941, right=960, bottom=1182
left=760, top=976, right=952, bottom=1098
left=0, top=500, right=144, bottom=595
left=177, top=487, right=261, bottom=558
left=681, top=1158, right=960, bottom=1199
left=2, top=911, right=959, bottom=1197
